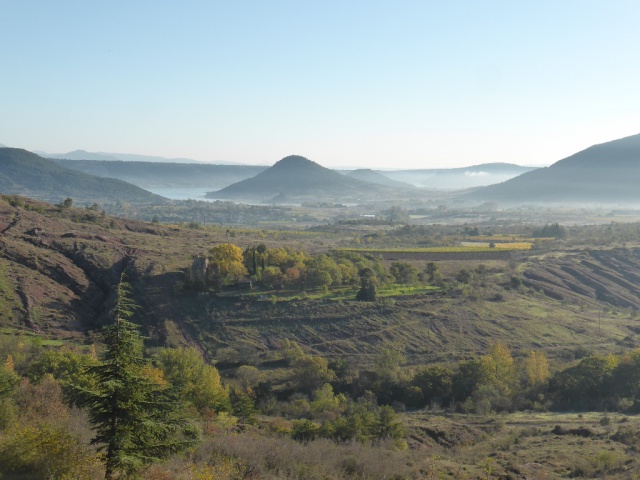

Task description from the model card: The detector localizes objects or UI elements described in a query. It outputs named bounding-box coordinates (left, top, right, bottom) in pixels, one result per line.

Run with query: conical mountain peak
left=270, top=155, right=323, bottom=170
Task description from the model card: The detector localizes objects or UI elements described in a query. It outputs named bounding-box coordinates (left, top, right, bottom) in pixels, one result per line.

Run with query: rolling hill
left=466, top=133, right=640, bottom=205
left=54, top=159, right=267, bottom=190
left=346, top=169, right=414, bottom=188
left=0, top=148, right=164, bottom=204
left=207, top=155, right=402, bottom=202
left=1, top=194, right=640, bottom=366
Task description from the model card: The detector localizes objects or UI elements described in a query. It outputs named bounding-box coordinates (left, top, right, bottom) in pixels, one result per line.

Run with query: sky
left=1, top=1, right=640, bottom=169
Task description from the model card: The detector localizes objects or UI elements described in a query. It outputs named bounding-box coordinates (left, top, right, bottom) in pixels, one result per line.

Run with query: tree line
left=188, top=242, right=444, bottom=301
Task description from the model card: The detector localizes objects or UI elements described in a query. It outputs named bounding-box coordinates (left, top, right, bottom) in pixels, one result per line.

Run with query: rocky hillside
left=2, top=194, right=640, bottom=364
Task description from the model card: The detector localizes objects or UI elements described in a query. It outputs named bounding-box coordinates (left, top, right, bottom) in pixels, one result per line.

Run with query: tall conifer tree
left=77, top=275, right=197, bottom=479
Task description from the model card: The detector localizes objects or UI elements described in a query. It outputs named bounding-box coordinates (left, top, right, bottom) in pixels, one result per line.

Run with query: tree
left=207, top=243, right=248, bottom=289
left=411, top=366, right=454, bottom=407
left=524, top=350, right=550, bottom=388
left=455, top=268, right=472, bottom=284
left=389, top=262, right=419, bottom=285
left=356, top=268, right=377, bottom=301
left=424, top=262, right=440, bottom=284
left=236, top=365, right=262, bottom=390
left=76, top=276, right=196, bottom=479
left=306, top=255, right=342, bottom=288
left=480, top=342, right=517, bottom=395
left=283, top=340, right=336, bottom=394
left=0, top=355, right=19, bottom=400
left=159, top=347, right=229, bottom=413
left=550, top=354, right=618, bottom=410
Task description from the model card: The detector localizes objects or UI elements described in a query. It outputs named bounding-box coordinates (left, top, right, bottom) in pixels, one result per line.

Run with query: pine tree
left=76, top=275, right=197, bottom=479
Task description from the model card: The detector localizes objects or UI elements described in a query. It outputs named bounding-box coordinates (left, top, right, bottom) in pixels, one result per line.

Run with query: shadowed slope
left=467, top=133, right=640, bottom=204
left=0, top=148, right=164, bottom=204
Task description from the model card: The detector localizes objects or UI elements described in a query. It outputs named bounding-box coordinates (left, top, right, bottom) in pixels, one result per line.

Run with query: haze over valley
left=3, top=1, right=640, bottom=478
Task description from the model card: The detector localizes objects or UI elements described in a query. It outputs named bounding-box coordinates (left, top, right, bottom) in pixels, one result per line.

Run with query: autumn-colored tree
left=1, top=355, right=18, bottom=389
left=480, top=342, right=517, bottom=394
left=207, top=243, right=248, bottom=289
left=261, top=266, right=286, bottom=289
left=524, top=350, right=550, bottom=388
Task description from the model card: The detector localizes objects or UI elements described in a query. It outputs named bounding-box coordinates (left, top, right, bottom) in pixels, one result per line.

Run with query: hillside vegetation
left=4, top=195, right=640, bottom=477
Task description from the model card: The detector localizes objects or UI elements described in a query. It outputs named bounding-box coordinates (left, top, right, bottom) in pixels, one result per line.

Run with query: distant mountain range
left=381, top=163, right=537, bottom=190
left=0, top=148, right=163, bottom=204
left=207, top=155, right=404, bottom=202
left=41, top=149, right=240, bottom=165
left=466, top=133, right=640, bottom=205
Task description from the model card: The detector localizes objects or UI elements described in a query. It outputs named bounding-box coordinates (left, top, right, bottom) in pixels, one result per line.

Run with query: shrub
left=0, top=421, right=102, bottom=479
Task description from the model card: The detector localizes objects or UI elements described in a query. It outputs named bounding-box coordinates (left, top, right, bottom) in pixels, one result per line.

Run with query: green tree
left=389, top=262, right=419, bottom=285
left=411, top=366, right=454, bottom=407
left=455, top=268, right=472, bottom=284
left=356, top=267, right=377, bottom=301
left=550, top=354, right=619, bottom=410
left=159, top=347, right=229, bottom=413
left=424, top=262, right=440, bottom=284
left=282, top=340, right=336, bottom=394
left=76, top=277, right=196, bottom=479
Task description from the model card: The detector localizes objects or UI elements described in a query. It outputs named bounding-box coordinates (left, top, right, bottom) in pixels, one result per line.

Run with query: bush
left=0, top=421, right=102, bottom=479
left=292, top=419, right=321, bottom=442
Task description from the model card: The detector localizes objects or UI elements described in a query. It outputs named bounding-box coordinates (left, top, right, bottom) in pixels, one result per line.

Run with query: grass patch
left=226, top=284, right=439, bottom=302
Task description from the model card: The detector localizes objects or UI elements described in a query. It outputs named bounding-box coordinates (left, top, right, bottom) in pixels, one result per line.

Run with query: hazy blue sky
left=2, top=1, right=639, bottom=168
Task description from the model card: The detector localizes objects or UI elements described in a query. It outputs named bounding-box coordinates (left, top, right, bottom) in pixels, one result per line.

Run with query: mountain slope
left=467, top=134, right=640, bottom=204
left=383, top=163, right=537, bottom=190
left=207, top=155, right=399, bottom=202
left=0, top=148, right=164, bottom=203
left=346, top=169, right=414, bottom=188
left=54, top=159, right=267, bottom=189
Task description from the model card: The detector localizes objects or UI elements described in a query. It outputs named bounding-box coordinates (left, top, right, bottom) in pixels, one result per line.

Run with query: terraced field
left=522, top=249, right=640, bottom=310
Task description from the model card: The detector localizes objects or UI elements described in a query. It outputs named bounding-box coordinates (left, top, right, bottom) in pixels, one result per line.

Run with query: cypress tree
left=76, top=275, right=197, bottom=479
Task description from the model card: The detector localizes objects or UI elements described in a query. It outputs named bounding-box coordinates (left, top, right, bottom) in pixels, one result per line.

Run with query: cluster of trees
left=0, top=278, right=230, bottom=479
left=550, top=351, right=640, bottom=411
left=190, top=243, right=443, bottom=299
left=532, top=223, right=566, bottom=238
left=0, top=279, right=413, bottom=478
left=269, top=341, right=552, bottom=416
